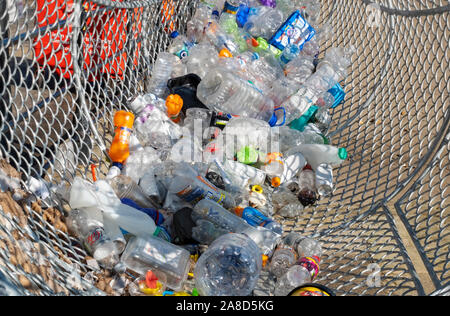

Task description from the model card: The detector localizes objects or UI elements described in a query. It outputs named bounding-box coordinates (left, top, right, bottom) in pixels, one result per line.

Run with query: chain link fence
left=0, top=0, right=448, bottom=296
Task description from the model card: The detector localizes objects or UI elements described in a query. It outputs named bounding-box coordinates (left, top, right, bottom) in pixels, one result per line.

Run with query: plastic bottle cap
left=170, top=31, right=179, bottom=39
left=251, top=185, right=263, bottom=194
left=271, top=177, right=281, bottom=188
left=262, top=255, right=269, bottom=267
left=237, top=146, right=259, bottom=165
left=338, top=148, right=348, bottom=160
left=234, top=207, right=244, bottom=217
left=251, top=38, right=259, bottom=47
left=219, top=48, right=233, bottom=58
left=166, top=94, right=184, bottom=120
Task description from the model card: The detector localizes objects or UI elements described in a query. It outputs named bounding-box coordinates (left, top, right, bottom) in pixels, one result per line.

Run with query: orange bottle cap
left=262, top=255, right=269, bottom=267
left=234, top=207, right=244, bottom=217
left=219, top=48, right=233, bottom=58
left=166, top=94, right=183, bottom=118
left=271, top=177, right=281, bottom=188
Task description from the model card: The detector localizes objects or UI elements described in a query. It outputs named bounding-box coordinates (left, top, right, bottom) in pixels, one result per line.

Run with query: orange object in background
left=34, top=0, right=75, bottom=79
left=34, top=0, right=143, bottom=81
left=109, top=111, right=135, bottom=169
left=161, top=0, right=176, bottom=32
left=166, top=94, right=184, bottom=123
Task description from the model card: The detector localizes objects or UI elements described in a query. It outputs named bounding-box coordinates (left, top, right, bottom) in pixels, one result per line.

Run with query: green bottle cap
left=338, top=148, right=348, bottom=160
left=237, top=146, right=259, bottom=165
left=289, top=106, right=319, bottom=132
left=192, top=288, right=199, bottom=296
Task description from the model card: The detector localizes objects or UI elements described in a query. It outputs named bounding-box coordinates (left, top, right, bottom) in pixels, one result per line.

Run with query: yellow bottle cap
left=251, top=185, right=263, bottom=194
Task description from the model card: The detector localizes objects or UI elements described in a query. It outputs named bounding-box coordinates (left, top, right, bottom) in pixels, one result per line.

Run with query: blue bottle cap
left=112, top=162, right=123, bottom=170
left=170, top=31, right=180, bottom=39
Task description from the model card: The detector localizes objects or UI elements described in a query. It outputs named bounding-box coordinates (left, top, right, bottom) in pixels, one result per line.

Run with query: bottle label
left=84, top=227, right=107, bottom=254
left=117, top=126, right=132, bottom=144
left=298, top=256, right=320, bottom=280
left=223, top=1, right=240, bottom=14
left=269, top=10, right=316, bottom=51
left=241, top=207, right=271, bottom=228
left=176, top=176, right=227, bottom=206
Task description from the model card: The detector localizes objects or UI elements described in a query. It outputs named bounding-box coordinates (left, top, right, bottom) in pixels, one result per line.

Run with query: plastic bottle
left=166, top=94, right=184, bottom=123
left=121, top=235, right=191, bottom=291
left=222, top=159, right=266, bottom=187
left=272, top=185, right=304, bottom=218
left=286, top=144, right=348, bottom=171
left=296, top=237, right=322, bottom=281
left=297, top=165, right=317, bottom=206
left=241, top=225, right=281, bottom=257
left=191, top=219, right=229, bottom=245
left=109, top=111, right=135, bottom=169
left=284, top=55, right=315, bottom=86
left=110, top=175, right=159, bottom=210
left=147, top=52, right=179, bottom=97
left=194, top=233, right=262, bottom=296
left=244, top=6, right=284, bottom=40
left=66, top=209, right=119, bottom=269
left=123, top=146, right=161, bottom=183
left=197, top=67, right=275, bottom=122
left=274, top=265, right=312, bottom=296
left=168, top=164, right=236, bottom=210
left=315, top=164, right=333, bottom=197
left=269, top=244, right=298, bottom=277
left=233, top=206, right=283, bottom=235
left=262, top=152, right=285, bottom=188
left=185, top=43, right=220, bottom=79
left=279, top=152, right=308, bottom=185
left=138, top=169, right=162, bottom=205
left=168, top=31, right=192, bottom=60
left=193, top=199, right=250, bottom=233
left=281, top=46, right=355, bottom=124
left=69, top=178, right=158, bottom=238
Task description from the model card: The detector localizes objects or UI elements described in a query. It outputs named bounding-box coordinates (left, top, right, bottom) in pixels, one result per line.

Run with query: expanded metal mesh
left=0, top=0, right=448, bottom=296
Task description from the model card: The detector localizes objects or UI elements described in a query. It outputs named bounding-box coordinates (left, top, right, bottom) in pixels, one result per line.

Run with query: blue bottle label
left=241, top=207, right=271, bottom=227
left=269, top=10, right=316, bottom=52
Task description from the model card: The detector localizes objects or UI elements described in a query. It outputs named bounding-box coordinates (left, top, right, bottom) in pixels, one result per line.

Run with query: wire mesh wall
left=0, top=0, right=448, bottom=295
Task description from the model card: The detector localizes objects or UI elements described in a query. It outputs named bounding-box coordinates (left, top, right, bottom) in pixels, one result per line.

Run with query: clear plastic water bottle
left=191, top=219, right=229, bottom=244
left=269, top=244, right=298, bottom=277
left=233, top=206, right=283, bottom=235
left=297, top=165, right=318, bottom=206
left=123, top=146, right=161, bottom=183
left=121, top=235, right=191, bottom=291
left=281, top=46, right=355, bottom=124
left=272, top=185, right=304, bottom=218
left=297, top=237, right=322, bottom=259
left=110, top=175, right=159, bottom=210
left=273, top=264, right=312, bottom=296
left=147, top=52, right=179, bottom=97
left=168, top=31, right=192, bottom=60
left=244, top=6, right=284, bottom=40
left=193, top=199, right=249, bottom=232
left=197, top=67, right=275, bottom=122
left=67, top=209, right=119, bottom=269
left=315, top=164, right=334, bottom=197
left=185, top=43, right=220, bottom=79
left=284, top=55, right=315, bottom=86
left=168, top=165, right=236, bottom=210
left=194, top=233, right=262, bottom=296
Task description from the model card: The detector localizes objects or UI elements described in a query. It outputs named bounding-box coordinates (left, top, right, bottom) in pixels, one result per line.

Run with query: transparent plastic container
left=121, top=236, right=191, bottom=291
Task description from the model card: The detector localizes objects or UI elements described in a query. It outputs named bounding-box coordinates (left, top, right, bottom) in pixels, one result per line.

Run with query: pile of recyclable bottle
left=65, top=0, right=355, bottom=296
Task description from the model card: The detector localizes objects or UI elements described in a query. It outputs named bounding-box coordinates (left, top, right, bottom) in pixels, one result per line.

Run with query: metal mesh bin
left=0, top=0, right=448, bottom=296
